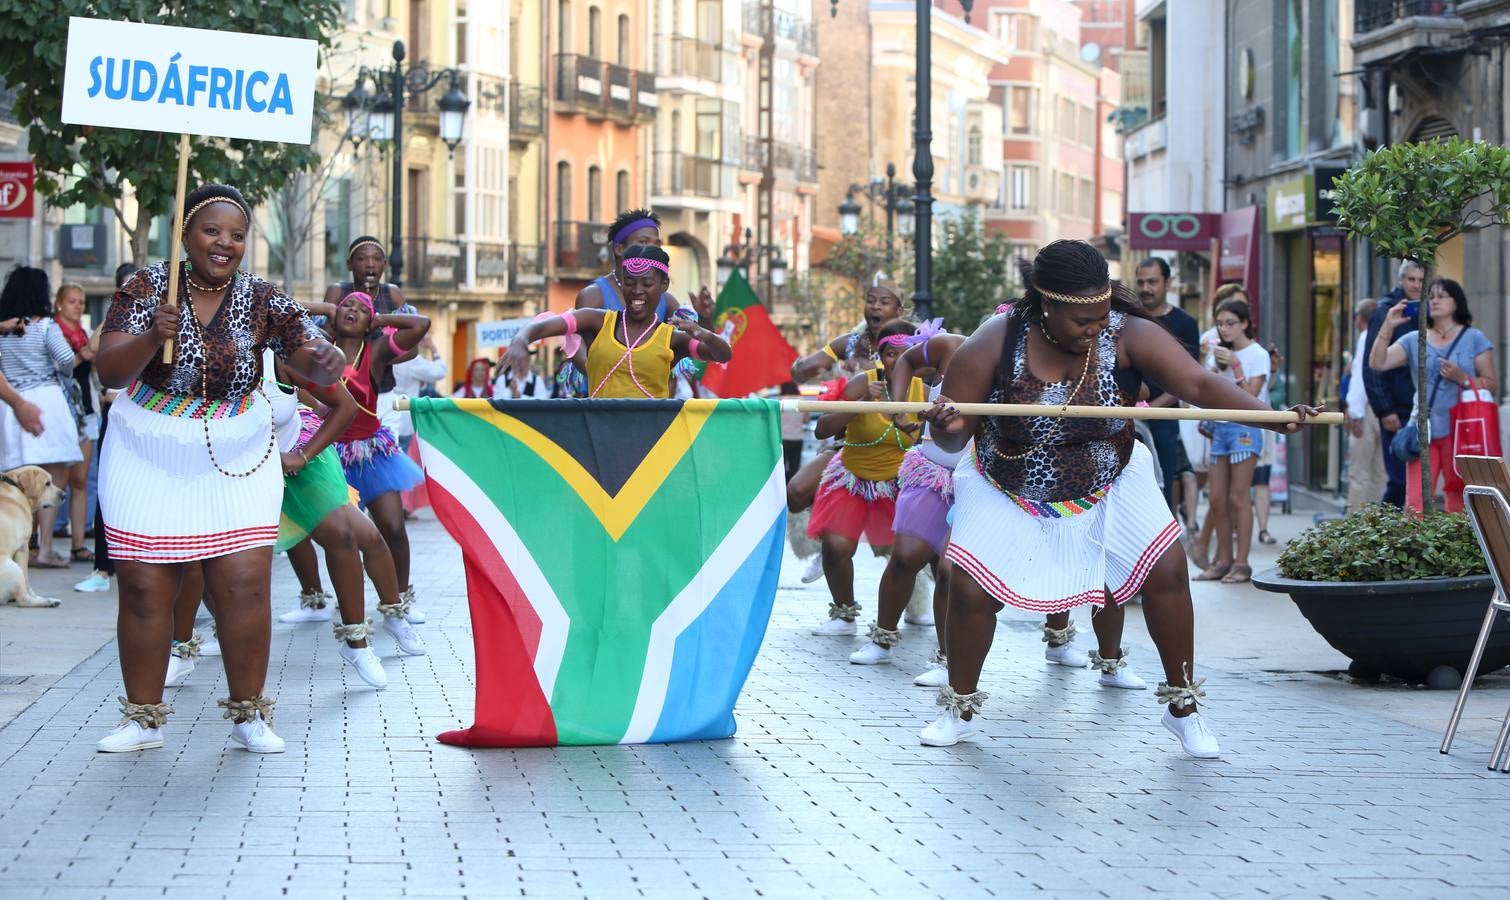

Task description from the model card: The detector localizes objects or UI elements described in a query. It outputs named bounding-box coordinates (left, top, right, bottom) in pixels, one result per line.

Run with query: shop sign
left=1126, top=212, right=1221, bottom=251
left=1312, top=165, right=1346, bottom=224
left=1267, top=175, right=1314, bottom=232
left=0, top=163, right=34, bottom=219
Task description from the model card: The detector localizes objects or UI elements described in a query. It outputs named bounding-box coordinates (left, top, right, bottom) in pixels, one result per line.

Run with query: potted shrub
left=1252, top=505, right=1502, bottom=684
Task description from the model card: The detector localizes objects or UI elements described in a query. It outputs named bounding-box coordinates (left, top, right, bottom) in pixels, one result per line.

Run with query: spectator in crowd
left=1362, top=260, right=1425, bottom=506
left=52, top=280, right=97, bottom=564
left=1344, top=298, right=1385, bottom=511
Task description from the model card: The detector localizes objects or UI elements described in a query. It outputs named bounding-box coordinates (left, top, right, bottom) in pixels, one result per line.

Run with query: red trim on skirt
left=807, top=478, right=897, bottom=546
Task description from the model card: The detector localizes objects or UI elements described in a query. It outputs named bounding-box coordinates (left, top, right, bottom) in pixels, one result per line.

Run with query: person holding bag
left=1368, top=277, right=1495, bottom=513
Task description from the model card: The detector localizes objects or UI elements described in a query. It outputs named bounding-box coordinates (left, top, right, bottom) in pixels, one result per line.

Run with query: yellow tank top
left=841, top=368, right=925, bottom=481
left=587, top=309, right=676, bottom=398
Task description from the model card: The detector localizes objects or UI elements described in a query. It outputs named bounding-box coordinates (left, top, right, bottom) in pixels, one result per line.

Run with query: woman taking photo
left=916, top=240, right=1318, bottom=757
left=93, top=183, right=343, bottom=754
left=1193, top=297, right=1270, bottom=585
left=1368, top=276, right=1495, bottom=513
left=54, top=281, right=98, bottom=565
left=0, top=266, right=84, bottom=570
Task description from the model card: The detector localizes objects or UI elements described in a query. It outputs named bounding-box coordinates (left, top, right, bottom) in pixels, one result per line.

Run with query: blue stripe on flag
left=648, top=513, right=785, bottom=742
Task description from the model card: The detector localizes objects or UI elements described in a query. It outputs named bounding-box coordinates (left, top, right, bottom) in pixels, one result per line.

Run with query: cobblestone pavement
left=2, top=518, right=1510, bottom=898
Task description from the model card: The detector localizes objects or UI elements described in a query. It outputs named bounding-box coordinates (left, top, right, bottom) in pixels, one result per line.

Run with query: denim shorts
left=1209, top=422, right=1265, bottom=463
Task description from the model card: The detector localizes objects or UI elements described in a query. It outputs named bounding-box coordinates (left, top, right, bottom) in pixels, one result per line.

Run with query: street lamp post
left=838, top=161, right=914, bottom=270
left=345, top=40, right=471, bottom=287
left=717, top=227, right=787, bottom=301
left=831, top=0, right=972, bottom=321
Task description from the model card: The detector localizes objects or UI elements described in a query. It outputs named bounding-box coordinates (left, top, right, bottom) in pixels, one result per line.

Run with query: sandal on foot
left=71, top=547, right=94, bottom=563
left=1193, top=564, right=1231, bottom=581
left=1187, top=545, right=1212, bottom=571
left=1221, top=564, right=1253, bottom=584
left=29, top=557, right=68, bottom=569
left=1258, top=530, right=1276, bottom=545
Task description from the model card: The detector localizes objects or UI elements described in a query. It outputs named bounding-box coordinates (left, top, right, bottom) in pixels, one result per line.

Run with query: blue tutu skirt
left=336, top=426, right=425, bottom=506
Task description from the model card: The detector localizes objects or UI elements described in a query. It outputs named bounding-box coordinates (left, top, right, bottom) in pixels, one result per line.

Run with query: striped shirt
left=0, top=317, right=75, bottom=391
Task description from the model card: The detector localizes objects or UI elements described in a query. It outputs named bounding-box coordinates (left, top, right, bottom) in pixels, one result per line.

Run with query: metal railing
left=511, top=243, right=547, bottom=288
left=556, top=53, right=604, bottom=110
left=743, top=3, right=818, bottom=56
left=401, top=237, right=465, bottom=289
left=660, top=35, right=725, bottom=82
left=473, top=242, right=510, bottom=287
left=473, top=74, right=508, bottom=118
left=555, top=54, right=656, bottom=121
left=1355, top=0, right=1458, bottom=32
left=653, top=152, right=729, bottom=198
left=605, top=62, right=633, bottom=116
left=554, top=221, right=612, bottom=274
left=742, top=135, right=818, bottom=182
left=511, top=83, right=543, bottom=134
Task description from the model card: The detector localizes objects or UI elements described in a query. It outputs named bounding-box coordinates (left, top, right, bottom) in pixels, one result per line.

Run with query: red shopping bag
left=1451, top=379, right=1502, bottom=474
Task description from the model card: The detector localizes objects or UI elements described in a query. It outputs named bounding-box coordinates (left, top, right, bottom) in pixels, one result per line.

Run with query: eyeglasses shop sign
left=60, top=17, right=317, bottom=145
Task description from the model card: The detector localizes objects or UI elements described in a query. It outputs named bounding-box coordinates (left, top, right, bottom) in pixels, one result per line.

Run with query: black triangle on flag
left=490, top=399, right=688, bottom=497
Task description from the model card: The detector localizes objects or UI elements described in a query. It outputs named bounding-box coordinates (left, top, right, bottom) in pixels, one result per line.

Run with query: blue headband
left=612, top=218, right=659, bottom=245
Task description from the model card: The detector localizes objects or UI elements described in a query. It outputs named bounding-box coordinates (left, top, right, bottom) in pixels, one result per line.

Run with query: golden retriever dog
left=0, top=465, right=68, bottom=608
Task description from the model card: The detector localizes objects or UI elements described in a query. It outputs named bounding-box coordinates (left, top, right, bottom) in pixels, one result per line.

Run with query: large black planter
left=1252, top=568, right=1508, bottom=684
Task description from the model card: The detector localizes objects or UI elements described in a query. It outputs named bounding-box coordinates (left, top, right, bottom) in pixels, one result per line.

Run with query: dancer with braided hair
left=915, top=241, right=1320, bottom=757
left=807, top=319, right=926, bottom=636
left=503, top=246, right=730, bottom=397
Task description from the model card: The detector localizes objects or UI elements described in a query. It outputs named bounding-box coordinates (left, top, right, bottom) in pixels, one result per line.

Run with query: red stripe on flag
left=427, top=479, right=558, bottom=748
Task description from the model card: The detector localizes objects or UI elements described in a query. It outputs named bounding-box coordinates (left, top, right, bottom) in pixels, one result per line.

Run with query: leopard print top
left=976, top=310, right=1135, bottom=502
left=104, top=262, right=324, bottom=401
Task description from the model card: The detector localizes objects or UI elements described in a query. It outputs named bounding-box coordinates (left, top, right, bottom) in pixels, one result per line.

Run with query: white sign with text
left=61, top=17, right=318, bottom=145
left=475, top=317, right=537, bottom=349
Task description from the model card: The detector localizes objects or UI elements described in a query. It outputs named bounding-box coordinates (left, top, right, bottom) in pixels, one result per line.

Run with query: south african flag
left=410, top=397, right=786, bottom=747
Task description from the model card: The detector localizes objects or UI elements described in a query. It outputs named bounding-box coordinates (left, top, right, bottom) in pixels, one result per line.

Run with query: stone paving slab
left=1, top=519, right=1509, bottom=898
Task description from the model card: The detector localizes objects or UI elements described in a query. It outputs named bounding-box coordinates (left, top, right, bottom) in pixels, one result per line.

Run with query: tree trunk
left=1417, top=287, right=1433, bottom=515
left=130, top=202, right=153, bottom=268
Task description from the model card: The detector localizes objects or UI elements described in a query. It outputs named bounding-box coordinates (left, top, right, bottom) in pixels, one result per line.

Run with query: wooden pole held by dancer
left=392, top=396, right=1340, bottom=426
left=161, top=133, right=192, bottom=364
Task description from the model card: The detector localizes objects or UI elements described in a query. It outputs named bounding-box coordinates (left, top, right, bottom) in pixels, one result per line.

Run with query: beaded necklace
left=589, top=310, right=660, bottom=398
left=837, top=373, right=910, bottom=450
left=995, top=325, right=1095, bottom=462
left=181, top=275, right=277, bottom=479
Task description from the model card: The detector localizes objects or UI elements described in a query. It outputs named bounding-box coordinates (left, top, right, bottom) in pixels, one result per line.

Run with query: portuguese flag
left=410, top=396, right=786, bottom=747
left=702, top=269, right=798, bottom=397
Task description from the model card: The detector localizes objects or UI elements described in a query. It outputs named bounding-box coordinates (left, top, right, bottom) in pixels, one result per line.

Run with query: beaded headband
left=877, top=333, right=915, bottom=349
left=342, top=291, right=375, bottom=318
left=622, top=257, right=669, bottom=277
left=1036, top=284, right=1112, bottom=305
left=996, top=303, right=1015, bottom=315
left=348, top=239, right=385, bottom=259
left=612, top=218, right=659, bottom=244
left=181, top=197, right=249, bottom=233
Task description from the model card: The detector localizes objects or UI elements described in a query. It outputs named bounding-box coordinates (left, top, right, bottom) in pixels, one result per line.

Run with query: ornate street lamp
left=838, top=194, right=863, bottom=236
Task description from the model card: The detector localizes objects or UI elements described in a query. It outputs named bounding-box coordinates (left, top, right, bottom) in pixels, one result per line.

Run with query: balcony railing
left=742, top=135, right=819, bottom=182
left=660, top=35, right=725, bottom=82
left=511, top=243, right=547, bottom=289
left=653, top=152, right=730, bottom=198
left=555, top=54, right=657, bottom=122
left=511, top=83, right=544, bottom=135
left=554, top=221, right=612, bottom=276
left=1356, top=0, right=1458, bottom=31
left=402, top=237, right=465, bottom=289
left=472, top=74, right=508, bottom=119
left=742, top=4, right=818, bottom=57
left=473, top=242, right=510, bottom=288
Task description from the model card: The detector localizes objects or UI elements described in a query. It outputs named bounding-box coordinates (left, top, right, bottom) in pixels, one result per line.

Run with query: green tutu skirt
left=276, top=446, right=356, bottom=552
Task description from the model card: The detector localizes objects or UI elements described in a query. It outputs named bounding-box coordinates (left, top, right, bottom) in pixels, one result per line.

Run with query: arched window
left=587, top=165, right=602, bottom=222
left=588, top=6, right=601, bottom=58
left=967, top=126, right=982, bottom=166
left=556, top=160, right=572, bottom=224
left=617, top=14, right=630, bottom=65
left=616, top=170, right=630, bottom=212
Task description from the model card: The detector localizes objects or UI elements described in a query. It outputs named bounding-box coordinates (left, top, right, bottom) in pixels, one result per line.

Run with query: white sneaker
left=96, top=720, right=163, bottom=753
left=229, top=714, right=286, bottom=754
left=904, top=606, right=935, bottom=626
left=1044, top=643, right=1089, bottom=667
left=811, top=615, right=857, bottom=636
left=849, top=641, right=893, bottom=665
left=400, top=587, right=426, bottom=624
left=919, top=711, right=979, bottom=747
left=383, top=614, right=427, bottom=655
left=278, top=589, right=332, bottom=624
left=74, top=571, right=112, bottom=593
left=913, top=659, right=949, bottom=687
left=1162, top=709, right=1220, bottom=759
left=199, top=632, right=221, bottom=657
left=339, top=643, right=388, bottom=689
left=1099, top=666, right=1148, bottom=690
left=164, top=655, right=195, bottom=688
left=800, top=554, right=825, bottom=584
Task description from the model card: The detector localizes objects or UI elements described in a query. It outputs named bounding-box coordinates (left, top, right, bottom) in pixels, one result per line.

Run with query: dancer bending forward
left=916, top=241, right=1317, bottom=758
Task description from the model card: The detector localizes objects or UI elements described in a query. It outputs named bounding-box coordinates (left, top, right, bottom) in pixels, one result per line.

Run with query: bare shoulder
left=575, top=283, right=604, bottom=309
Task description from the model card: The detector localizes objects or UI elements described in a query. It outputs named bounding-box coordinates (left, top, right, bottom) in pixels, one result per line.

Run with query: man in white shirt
left=493, top=353, right=552, bottom=400
left=1345, top=298, right=1387, bottom=510
left=384, top=335, right=450, bottom=450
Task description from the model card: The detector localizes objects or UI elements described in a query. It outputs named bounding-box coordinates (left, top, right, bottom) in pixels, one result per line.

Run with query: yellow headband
left=181, top=197, right=249, bottom=233
left=348, top=240, right=385, bottom=259
left=1037, top=284, right=1112, bottom=305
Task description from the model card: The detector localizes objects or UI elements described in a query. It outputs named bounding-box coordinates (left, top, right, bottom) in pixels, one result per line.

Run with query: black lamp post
left=716, top=227, right=787, bottom=302
left=838, top=161, right=914, bottom=269
left=345, top=40, right=471, bottom=287
left=830, top=0, right=972, bottom=321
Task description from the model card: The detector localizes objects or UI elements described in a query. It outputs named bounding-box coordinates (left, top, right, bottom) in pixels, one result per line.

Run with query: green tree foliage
left=1332, top=138, right=1510, bottom=514
left=929, top=211, right=1015, bottom=331
left=0, top=0, right=344, bottom=265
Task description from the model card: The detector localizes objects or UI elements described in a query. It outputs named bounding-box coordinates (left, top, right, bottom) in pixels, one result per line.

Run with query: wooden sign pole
left=161, top=133, right=191, bottom=363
